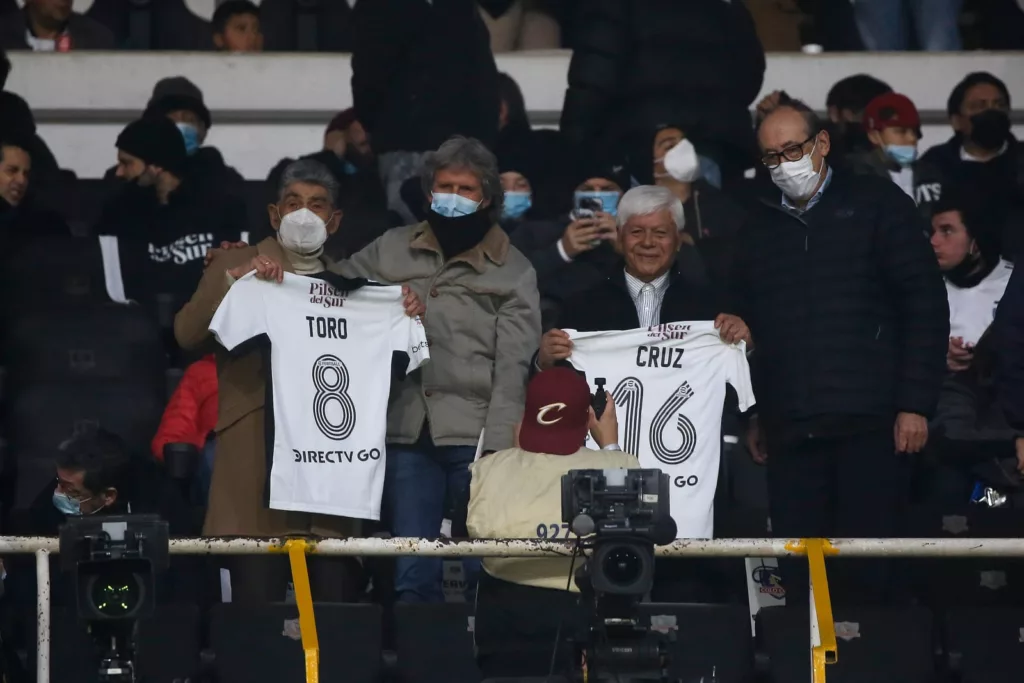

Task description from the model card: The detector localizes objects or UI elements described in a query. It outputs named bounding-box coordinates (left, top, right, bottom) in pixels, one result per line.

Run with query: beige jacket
left=467, top=447, right=640, bottom=591
left=331, top=222, right=540, bottom=453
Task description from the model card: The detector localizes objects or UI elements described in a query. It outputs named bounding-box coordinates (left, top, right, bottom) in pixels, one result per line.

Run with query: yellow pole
left=805, top=539, right=837, bottom=683
left=284, top=539, right=320, bottom=683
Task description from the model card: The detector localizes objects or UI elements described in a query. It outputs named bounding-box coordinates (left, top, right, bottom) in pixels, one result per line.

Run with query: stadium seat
left=6, top=381, right=165, bottom=510
left=759, top=605, right=935, bottom=683
left=905, top=504, right=1024, bottom=608
left=945, top=608, right=1024, bottom=683
left=210, top=603, right=383, bottom=683
left=639, top=604, right=754, bottom=683
left=33, top=604, right=201, bottom=683
left=4, top=303, right=166, bottom=389
left=0, top=238, right=111, bottom=321
left=394, top=603, right=480, bottom=683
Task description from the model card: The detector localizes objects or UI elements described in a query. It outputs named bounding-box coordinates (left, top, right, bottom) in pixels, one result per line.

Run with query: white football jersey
left=947, top=259, right=1013, bottom=346
left=210, top=272, right=430, bottom=520
left=566, top=322, right=755, bottom=539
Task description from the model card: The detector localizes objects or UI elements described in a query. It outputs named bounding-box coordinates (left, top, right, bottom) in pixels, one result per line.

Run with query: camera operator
left=8, top=430, right=195, bottom=613
left=462, top=367, right=639, bottom=679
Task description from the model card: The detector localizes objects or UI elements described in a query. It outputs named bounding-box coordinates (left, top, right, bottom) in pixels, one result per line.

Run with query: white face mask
left=278, top=207, right=328, bottom=254
left=769, top=139, right=823, bottom=201
left=660, top=138, right=701, bottom=183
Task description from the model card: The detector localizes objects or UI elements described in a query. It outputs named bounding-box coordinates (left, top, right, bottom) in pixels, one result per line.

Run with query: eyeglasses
left=55, top=477, right=91, bottom=502
left=760, top=134, right=818, bottom=169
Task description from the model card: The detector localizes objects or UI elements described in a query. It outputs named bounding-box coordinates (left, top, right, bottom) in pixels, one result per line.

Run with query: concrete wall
left=7, top=51, right=1024, bottom=179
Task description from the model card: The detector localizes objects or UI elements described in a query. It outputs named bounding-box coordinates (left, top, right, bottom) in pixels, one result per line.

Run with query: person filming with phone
left=510, top=157, right=631, bottom=325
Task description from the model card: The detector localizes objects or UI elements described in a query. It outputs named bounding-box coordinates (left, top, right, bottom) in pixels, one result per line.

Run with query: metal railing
left=7, top=536, right=1024, bottom=683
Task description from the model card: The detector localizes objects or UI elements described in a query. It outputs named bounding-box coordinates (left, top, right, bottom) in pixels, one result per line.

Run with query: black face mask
left=426, top=208, right=493, bottom=259
left=969, top=109, right=1011, bottom=151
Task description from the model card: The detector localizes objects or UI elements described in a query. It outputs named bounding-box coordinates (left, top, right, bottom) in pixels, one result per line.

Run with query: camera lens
left=88, top=572, right=142, bottom=618
left=601, top=546, right=642, bottom=587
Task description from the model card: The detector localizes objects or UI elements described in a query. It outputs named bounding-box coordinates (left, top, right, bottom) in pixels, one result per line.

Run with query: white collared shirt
left=624, top=269, right=670, bottom=328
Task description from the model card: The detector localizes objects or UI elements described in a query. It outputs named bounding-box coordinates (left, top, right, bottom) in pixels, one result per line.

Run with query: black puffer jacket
left=351, top=0, right=499, bottom=154
left=560, top=0, right=765, bottom=171
left=731, top=169, right=949, bottom=429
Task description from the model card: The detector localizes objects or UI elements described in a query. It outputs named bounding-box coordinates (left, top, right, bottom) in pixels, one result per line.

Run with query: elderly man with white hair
left=537, top=185, right=749, bottom=368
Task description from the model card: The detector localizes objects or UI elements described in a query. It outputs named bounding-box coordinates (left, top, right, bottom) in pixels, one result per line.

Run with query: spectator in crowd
left=174, top=159, right=418, bottom=603
left=510, top=157, right=630, bottom=322
left=560, top=0, right=765, bottom=190
left=478, top=0, right=561, bottom=52
left=351, top=0, right=499, bottom=224
left=494, top=71, right=575, bottom=221
left=26, top=429, right=192, bottom=535
left=212, top=0, right=263, bottom=53
left=824, top=74, right=893, bottom=160
left=650, top=125, right=746, bottom=292
left=0, top=91, right=64, bottom=190
left=266, top=109, right=390, bottom=259
left=498, top=156, right=534, bottom=233
left=95, top=116, right=246, bottom=333
left=151, top=354, right=218, bottom=501
left=320, top=135, right=541, bottom=602
left=0, top=0, right=115, bottom=51
left=0, top=136, right=67, bottom=243
left=916, top=72, right=1024, bottom=259
left=735, top=101, right=949, bottom=604
left=930, top=195, right=1013, bottom=371
left=537, top=185, right=747, bottom=357
left=846, top=92, right=922, bottom=201
left=466, top=367, right=636, bottom=679
left=142, top=76, right=245, bottom=195
left=852, top=0, right=963, bottom=51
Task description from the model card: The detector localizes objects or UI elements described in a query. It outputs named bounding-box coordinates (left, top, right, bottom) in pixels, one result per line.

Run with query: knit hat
left=145, top=76, right=212, bottom=129
left=573, top=151, right=632, bottom=192
left=518, top=367, right=592, bottom=456
left=116, top=116, right=188, bottom=174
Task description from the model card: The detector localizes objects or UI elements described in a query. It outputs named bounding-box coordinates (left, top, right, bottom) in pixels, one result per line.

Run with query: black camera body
left=59, top=515, right=170, bottom=683
left=561, top=469, right=678, bottom=682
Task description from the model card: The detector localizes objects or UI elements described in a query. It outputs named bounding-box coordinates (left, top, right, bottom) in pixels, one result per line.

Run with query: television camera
left=561, top=468, right=679, bottom=683
left=59, top=514, right=169, bottom=683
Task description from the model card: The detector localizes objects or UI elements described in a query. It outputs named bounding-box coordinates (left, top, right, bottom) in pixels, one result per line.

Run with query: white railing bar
left=6, top=536, right=1024, bottom=558
left=35, top=549, right=50, bottom=683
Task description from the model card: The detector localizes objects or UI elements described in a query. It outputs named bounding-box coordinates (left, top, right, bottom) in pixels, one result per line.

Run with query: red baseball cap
left=862, top=93, right=921, bottom=134
left=518, top=367, right=592, bottom=456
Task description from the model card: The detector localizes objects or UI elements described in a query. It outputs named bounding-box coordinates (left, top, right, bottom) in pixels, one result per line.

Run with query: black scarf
left=426, top=209, right=493, bottom=259
left=945, top=254, right=997, bottom=289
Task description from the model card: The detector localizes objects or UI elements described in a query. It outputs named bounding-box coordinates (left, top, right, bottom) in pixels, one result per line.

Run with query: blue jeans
left=385, top=440, right=479, bottom=603
left=853, top=0, right=963, bottom=50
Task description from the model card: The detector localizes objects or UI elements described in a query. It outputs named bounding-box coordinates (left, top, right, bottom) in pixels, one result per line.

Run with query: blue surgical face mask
left=431, top=192, right=481, bottom=218
left=176, top=122, right=200, bottom=156
left=502, top=191, right=532, bottom=220
left=53, top=490, right=89, bottom=516
left=574, top=190, right=620, bottom=217
left=884, top=144, right=917, bottom=167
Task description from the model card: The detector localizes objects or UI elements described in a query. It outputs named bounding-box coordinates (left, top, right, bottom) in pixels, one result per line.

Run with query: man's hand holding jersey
left=228, top=254, right=425, bottom=318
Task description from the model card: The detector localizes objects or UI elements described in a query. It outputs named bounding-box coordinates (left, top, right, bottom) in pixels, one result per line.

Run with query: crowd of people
left=0, top=0, right=1023, bottom=680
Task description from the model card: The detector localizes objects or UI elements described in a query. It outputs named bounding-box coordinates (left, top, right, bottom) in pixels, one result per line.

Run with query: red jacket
left=152, top=355, right=218, bottom=460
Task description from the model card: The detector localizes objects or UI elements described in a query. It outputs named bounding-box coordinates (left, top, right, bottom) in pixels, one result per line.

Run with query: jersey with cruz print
left=566, top=322, right=755, bottom=538
left=210, top=271, right=429, bottom=519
